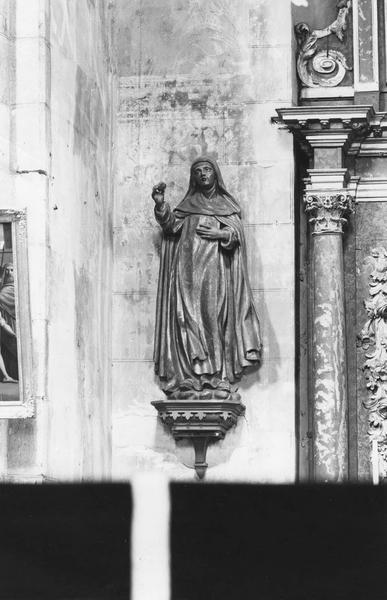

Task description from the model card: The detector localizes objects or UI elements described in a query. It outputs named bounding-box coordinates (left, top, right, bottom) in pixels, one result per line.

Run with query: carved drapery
left=358, top=247, right=387, bottom=480
left=151, top=157, right=261, bottom=479
left=295, top=0, right=352, bottom=88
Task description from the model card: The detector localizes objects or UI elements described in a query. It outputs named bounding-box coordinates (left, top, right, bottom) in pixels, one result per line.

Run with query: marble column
left=304, top=149, right=356, bottom=482
left=304, top=189, right=354, bottom=481
left=275, top=106, right=375, bottom=482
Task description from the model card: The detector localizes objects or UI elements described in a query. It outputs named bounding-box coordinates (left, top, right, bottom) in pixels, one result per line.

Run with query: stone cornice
left=275, top=105, right=375, bottom=126
left=356, top=179, right=387, bottom=202
left=274, top=106, right=387, bottom=157
left=347, top=111, right=387, bottom=156
left=304, top=131, right=351, bottom=149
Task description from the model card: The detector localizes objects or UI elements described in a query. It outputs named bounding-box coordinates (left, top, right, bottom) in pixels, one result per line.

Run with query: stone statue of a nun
left=152, top=156, right=261, bottom=399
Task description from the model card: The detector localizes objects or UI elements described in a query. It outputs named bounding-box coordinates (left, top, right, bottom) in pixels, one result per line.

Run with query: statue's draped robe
left=154, top=174, right=261, bottom=394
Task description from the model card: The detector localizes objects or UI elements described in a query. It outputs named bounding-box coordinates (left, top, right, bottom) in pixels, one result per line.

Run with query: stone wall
left=45, top=0, right=116, bottom=480
left=2, top=0, right=116, bottom=481
left=113, top=0, right=297, bottom=481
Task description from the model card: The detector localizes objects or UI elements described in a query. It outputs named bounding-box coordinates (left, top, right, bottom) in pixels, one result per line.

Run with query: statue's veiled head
left=176, top=156, right=241, bottom=216
left=192, top=161, right=216, bottom=191
left=189, top=156, right=225, bottom=194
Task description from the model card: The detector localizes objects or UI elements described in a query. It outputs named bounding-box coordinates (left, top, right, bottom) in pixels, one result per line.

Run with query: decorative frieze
left=358, top=247, right=387, bottom=481
left=275, top=105, right=375, bottom=127
left=304, top=192, right=354, bottom=234
left=295, top=0, right=352, bottom=89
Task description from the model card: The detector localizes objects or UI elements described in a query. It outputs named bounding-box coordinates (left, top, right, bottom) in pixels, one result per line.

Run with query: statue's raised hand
left=152, top=182, right=166, bottom=207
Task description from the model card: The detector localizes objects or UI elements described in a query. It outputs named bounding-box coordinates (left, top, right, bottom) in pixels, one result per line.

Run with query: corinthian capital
left=304, top=191, right=354, bottom=234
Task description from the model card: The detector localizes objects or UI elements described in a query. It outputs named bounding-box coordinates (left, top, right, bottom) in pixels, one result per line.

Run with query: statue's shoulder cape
left=174, top=191, right=240, bottom=217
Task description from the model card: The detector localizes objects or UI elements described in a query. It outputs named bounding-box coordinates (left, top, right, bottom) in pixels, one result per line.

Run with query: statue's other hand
left=196, top=224, right=228, bottom=241
left=152, top=182, right=166, bottom=206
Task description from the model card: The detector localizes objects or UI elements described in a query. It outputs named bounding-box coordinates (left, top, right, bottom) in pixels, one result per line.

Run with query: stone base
left=152, top=393, right=245, bottom=479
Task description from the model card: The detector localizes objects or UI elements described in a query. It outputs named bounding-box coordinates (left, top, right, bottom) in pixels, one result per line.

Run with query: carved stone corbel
left=152, top=394, right=245, bottom=479
left=295, top=0, right=352, bottom=89
left=358, top=247, right=387, bottom=481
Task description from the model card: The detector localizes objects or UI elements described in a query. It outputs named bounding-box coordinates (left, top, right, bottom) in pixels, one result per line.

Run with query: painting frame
left=0, top=209, right=33, bottom=418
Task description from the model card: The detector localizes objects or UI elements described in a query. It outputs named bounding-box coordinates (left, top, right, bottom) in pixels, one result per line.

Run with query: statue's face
left=192, top=162, right=215, bottom=190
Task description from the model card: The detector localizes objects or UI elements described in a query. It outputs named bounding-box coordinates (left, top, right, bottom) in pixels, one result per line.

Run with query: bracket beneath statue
left=152, top=394, right=245, bottom=479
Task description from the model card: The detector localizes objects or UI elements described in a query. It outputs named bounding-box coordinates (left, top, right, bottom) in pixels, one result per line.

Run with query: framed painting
left=0, top=210, right=33, bottom=418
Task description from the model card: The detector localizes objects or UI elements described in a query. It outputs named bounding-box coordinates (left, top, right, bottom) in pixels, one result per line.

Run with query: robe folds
left=154, top=188, right=262, bottom=395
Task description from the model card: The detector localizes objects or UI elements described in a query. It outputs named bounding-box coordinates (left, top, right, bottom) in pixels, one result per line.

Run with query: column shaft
left=305, top=190, right=353, bottom=482
left=312, top=233, right=348, bottom=481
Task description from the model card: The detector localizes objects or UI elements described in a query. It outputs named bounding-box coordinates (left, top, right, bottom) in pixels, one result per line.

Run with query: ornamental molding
left=348, top=113, right=387, bottom=156
left=274, top=106, right=387, bottom=158
left=152, top=395, right=245, bottom=479
left=304, top=191, right=354, bottom=234
left=295, top=0, right=352, bottom=89
left=306, top=168, right=349, bottom=189
left=273, top=106, right=377, bottom=156
left=358, top=247, right=387, bottom=480
left=275, top=105, right=375, bottom=125
left=356, top=179, right=387, bottom=202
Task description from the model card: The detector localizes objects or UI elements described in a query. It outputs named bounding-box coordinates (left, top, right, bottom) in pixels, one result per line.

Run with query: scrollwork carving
left=304, top=192, right=354, bottom=234
left=295, top=0, right=352, bottom=88
left=358, top=247, right=387, bottom=479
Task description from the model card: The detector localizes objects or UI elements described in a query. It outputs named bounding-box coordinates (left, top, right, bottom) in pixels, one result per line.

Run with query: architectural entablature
left=274, top=105, right=378, bottom=157
left=345, top=112, right=387, bottom=156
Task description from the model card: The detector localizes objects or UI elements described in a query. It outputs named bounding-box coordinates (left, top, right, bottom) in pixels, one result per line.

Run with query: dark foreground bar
left=0, top=483, right=131, bottom=600
left=171, top=484, right=387, bottom=600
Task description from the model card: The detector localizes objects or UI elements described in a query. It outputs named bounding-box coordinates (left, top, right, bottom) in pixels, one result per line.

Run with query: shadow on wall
left=240, top=244, right=282, bottom=388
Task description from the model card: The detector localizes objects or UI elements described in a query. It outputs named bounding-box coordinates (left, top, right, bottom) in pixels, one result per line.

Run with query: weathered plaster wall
left=46, top=0, right=116, bottom=480
left=0, top=0, right=12, bottom=201
left=113, top=0, right=297, bottom=481
left=0, top=0, right=50, bottom=480
left=0, top=0, right=116, bottom=482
